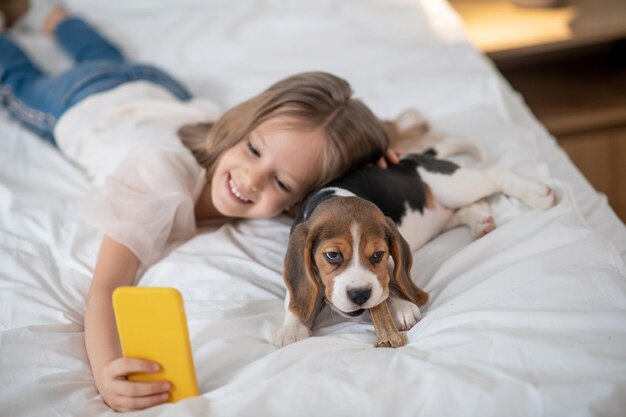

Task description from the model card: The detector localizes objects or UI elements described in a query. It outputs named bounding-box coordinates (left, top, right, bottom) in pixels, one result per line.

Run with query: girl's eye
left=370, top=251, right=385, bottom=263
left=247, top=141, right=260, bottom=157
left=275, top=177, right=291, bottom=192
left=324, top=252, right=343, bottom=264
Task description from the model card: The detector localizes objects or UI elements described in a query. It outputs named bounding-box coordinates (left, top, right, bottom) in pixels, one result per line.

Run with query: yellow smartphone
left=112, top=287, right=199, bottom=403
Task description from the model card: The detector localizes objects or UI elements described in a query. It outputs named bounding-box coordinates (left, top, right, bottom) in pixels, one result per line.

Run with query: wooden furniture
left=449, top=0, right=626, bottom=222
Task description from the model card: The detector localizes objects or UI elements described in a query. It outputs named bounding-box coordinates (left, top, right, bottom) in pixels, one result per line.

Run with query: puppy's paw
left=387, top=297, right=421, bottom=331
left=470, top=213, right=496, bottom=238
left=273, top=324, right=312, bottom=348
left=520, top=183, right=557, bottom=210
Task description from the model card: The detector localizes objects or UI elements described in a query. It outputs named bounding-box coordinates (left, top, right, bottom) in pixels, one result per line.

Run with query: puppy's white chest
left=397, top=201, right=453, bottom=251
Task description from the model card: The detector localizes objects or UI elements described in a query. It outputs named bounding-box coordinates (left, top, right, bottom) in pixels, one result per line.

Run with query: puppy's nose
left=347, top=287, right=372, bottom=306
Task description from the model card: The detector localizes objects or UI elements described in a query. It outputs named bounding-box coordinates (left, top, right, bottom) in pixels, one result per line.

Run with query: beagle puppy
left=273, top=148, right=556, bottom=347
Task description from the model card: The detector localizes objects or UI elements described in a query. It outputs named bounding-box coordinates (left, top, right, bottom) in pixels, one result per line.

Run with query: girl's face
left=211, top=116, right=326, bottom=219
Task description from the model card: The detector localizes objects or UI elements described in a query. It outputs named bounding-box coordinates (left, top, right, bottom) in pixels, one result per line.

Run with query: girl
left=1, top=5, right=405, bottom=412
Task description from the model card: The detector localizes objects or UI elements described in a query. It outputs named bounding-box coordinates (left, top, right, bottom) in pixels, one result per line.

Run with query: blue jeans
left=0, top=17, right=192, bottom=143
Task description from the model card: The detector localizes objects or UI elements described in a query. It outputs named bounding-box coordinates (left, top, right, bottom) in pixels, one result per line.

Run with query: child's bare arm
left=84, top=235, right=170, bottom=411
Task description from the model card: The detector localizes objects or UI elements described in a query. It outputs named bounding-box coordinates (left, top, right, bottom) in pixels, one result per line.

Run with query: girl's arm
left=85, top=235, right=171, bottom=412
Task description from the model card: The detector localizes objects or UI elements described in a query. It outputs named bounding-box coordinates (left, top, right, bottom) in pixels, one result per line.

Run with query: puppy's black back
left=293, top=153, right=459, bottom=231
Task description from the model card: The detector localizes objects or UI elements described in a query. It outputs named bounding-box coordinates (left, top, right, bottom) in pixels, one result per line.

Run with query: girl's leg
left=1, top=12, right=193, bottom=144
left=0, top=34, right=125, bottom=143
left=54, top=16, right=124, bottom=63
left=0, top=36, right=60, bottom=140
left=51, top=15, right=192, bottom=101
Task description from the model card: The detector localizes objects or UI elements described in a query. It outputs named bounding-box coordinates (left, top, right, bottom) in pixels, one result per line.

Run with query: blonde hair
left=179, top=71, right=389, bottom=188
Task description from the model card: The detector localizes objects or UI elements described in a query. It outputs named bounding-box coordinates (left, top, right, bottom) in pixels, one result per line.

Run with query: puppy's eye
left=323, top=252, right=343, bottom=264
left=370, top=251, right=385, bottom=263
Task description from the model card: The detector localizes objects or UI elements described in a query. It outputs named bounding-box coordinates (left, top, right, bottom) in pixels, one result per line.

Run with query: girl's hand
left=376, top=148, right=403, bottom=169
left=98, top=358, right=171, bottom=412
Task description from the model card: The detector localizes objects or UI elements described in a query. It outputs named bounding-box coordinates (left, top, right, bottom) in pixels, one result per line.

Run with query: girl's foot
left=42, top=5, right=67, bottom=35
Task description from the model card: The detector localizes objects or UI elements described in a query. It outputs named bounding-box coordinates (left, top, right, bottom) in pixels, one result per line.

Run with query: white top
left=54, top=81, right=222, bottom=266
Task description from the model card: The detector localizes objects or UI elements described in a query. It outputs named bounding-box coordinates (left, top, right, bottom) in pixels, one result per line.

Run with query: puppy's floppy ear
left=384, top=217, right=429, bottom=306
left=283, top=222, right=322, bottom=325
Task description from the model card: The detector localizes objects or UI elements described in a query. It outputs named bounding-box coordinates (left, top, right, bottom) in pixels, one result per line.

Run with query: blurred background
left=449, top=0, right=626, bottom=222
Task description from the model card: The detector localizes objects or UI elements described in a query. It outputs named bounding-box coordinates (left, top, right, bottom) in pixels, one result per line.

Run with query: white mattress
left=1, top=1, right=625, bottom=416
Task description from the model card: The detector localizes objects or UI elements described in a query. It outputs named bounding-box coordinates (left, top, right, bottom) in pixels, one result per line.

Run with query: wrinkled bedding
left=1, top=1, right=625, bottom=416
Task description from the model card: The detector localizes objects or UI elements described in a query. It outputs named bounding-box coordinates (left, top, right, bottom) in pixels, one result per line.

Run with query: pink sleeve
left=84, top=148, right=206, bottom=266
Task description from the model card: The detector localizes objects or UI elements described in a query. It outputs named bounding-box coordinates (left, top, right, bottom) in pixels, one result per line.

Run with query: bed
left=2, top=0, right=626, bottom=416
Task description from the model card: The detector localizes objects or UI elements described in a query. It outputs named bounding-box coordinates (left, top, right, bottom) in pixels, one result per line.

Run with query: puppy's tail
left=426, top=140, right=487, bottom=163
left=383, top=108, right=487, bottom=163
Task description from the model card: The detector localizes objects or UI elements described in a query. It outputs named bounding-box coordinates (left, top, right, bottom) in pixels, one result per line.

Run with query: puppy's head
left=283, top=196, right=428, bottom=325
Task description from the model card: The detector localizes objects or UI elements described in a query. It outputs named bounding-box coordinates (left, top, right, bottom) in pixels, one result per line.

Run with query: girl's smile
left=227, top=173, right=252, bottom=204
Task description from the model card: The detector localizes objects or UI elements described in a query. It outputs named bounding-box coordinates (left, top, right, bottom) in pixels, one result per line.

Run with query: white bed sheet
left=1, top=1, right=625, bottom=416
